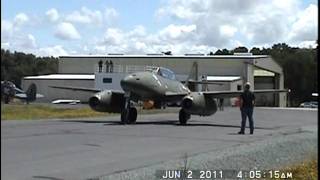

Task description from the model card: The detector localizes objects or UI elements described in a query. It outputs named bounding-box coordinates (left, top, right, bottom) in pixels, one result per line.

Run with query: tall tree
left=1, top=49, right=58, bottom=87
left=233, top=46, right=249, bottom=53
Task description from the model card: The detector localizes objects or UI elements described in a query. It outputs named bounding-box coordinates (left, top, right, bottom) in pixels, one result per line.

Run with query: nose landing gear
left=121, top=94, right=137, bottom=124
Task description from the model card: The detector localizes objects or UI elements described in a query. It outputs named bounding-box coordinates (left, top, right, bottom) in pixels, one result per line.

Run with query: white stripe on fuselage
left=152, top=74, right=162, bottom=86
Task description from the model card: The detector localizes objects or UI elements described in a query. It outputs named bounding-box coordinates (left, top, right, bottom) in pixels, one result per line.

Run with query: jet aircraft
left=51, top=67, right=287, bottom=125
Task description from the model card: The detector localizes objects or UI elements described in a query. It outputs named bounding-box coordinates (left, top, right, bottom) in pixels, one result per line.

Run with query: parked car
left=299, top=101, right=318, bottom=108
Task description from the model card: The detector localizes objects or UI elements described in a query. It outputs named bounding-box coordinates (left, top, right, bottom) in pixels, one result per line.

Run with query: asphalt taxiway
left=1, top=107, right=317, bottom=180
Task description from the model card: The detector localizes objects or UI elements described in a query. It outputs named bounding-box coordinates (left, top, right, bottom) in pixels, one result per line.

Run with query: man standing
left=219, top=98, right=224, bottom=111
left=105, top=60, right=110, bottom=73
left=238, top=82, right=255, bottom=134
left=98, top=60, right=103, bottom=72
left=109, top=60, right=113, bottom=73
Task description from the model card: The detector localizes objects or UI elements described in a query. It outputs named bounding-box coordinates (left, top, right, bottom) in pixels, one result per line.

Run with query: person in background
left=98, top=60, right=103, bottom=72
left=238, top=82, right=255, bottom=135
left=110, top=60, right=114, bottom=73
left=218, top=98, right=224, bottom=111
left=105, top=60, right=110, bottom=73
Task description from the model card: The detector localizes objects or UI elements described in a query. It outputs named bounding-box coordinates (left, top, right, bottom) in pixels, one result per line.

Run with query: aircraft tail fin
left=184, top=61, right=198, bottom=90
left=25, top=83, right=37, bottom=102
left=185, top=61, right=198, bottom=84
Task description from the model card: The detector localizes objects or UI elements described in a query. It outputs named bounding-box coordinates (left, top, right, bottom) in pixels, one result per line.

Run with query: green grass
left=268, top=158, right=318, bottom=180
left=1, top=104, right=107, bottom=120
left=1, top=103, right=179, bottom=120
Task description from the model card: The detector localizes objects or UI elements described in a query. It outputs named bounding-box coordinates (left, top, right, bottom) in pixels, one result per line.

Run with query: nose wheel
left=121, top=107, right=137, bottom=124
left=179, top=109, right=190, bottom=125
left=121, top=95, right=137, bottom=124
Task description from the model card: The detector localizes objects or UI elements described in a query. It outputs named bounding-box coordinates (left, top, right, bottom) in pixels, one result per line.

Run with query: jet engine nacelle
left=88, top=90, right=125, bottom=113
left=181, top=92, right=217, bottom=116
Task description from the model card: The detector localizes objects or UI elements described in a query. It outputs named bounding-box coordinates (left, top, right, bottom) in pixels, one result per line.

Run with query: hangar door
left=254, top=69, right=276, bottom=106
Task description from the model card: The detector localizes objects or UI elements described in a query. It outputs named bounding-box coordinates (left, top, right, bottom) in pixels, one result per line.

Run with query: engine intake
left=89, top=90, right=125, bottom=113
left=181, top=92, right=217, bottom=116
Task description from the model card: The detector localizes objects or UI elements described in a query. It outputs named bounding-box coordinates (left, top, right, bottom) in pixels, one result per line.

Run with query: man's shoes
left=250, top=132, right=253, bottom=135
left=238, top=131, right=245, bottom=134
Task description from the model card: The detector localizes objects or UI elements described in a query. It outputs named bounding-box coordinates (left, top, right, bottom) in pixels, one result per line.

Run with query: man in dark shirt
left=105, top=60, right=110, bottom=73
left=98, top=60, right=103, bottom=72
left=238, top=82, right=255, bottom=134
left=110, top=60, right=113, bottom=73
left=218, top=98, right=224, bottom=111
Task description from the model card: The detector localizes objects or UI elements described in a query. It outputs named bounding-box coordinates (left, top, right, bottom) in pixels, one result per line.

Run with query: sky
left=1, top=0, right=318, bottom=57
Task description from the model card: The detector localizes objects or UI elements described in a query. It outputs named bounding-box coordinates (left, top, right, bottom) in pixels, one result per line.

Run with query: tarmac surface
left=1, top=107, right=317, bottom=180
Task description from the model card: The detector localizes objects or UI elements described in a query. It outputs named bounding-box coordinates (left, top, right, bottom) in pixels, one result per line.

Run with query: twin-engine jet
left=51, top=67, right=287, bottom=125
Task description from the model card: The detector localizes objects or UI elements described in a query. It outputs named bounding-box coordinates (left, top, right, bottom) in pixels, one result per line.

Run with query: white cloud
left=128, top=25, right=146, bottom=37
left=104, top=8, right=119, bottom=22
left=288, top=4, right=318, bottom=42
left=66, top=11, right=91, bottom=24
left=291, top=40, right=317, bottom=48
left=103, top=28, right=124, bottom=45
left=65, top=6, right=103, bottom=25
left=37, top=45, right=68, bottom=57
left=1, top=42, right=10, bottom=49
left=46, top=8, right=59, bottom=22
left=14, top=13, right=29, bottom=26
left=3, top=1, right=317, bottom=56
left=20, top=34, right=37, bottom=49
left=95, top=24, right=217, bottom=55
left=155, top=0, right=317, bottom=49
left=55, top=22, right=81, bottom=40
left=1, top=20, right=14, bottom=41
left=159, top=24, right=196, bottom=41
left=219, top=25, right=237, bottom=38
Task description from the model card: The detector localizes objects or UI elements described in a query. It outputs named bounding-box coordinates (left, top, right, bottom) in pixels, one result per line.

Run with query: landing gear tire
left=179, top=109, right=190, bottom=125
left=121, top=110, right=129, bottom=124
left=121, top=107, right=137, bottom=124
left=128, top=107, right=137, bottom=124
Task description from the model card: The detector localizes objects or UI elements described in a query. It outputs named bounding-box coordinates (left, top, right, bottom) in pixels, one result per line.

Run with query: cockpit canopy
left=148, top=67, right=176, bottom=80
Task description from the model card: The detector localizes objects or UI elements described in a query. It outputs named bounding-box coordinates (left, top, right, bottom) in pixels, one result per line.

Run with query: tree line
left=1, top=49, right=58, bottom=88
left=1, top=43, right=317, bottom=106
left=211, top=43, right=318, bottom=106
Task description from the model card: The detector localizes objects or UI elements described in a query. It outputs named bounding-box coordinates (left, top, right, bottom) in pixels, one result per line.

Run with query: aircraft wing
left=15, top=93, right=27, bottom=99
left=14, top=93, right=44, bottom=99
left=186, top=80, right=224, bottom=85
left=50, top=85, right=125, bottom=95
left=164, top=89, right=287, bottom=100
left=164, top=92, right=188, bottom=101
left=50, top=85, right=102, bottom=92
left=203, top=89, right=288, bottom=98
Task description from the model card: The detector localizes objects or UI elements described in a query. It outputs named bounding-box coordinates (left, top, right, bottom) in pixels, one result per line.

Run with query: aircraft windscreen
left=158, top=67, right=176, bottom=80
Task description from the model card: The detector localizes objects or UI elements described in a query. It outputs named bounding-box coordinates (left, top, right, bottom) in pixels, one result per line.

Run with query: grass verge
left=1, top=103, right=180, bottom=120
left=1, top=104, right=107, bottom=120
left=268, top=158, right=318, bottom=180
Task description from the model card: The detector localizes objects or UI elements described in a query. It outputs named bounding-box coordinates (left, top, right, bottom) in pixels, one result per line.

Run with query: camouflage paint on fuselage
left=120, top=70, right=190, bottom=101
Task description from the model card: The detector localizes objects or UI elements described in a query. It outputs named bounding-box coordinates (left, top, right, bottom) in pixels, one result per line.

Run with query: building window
left=237, top=85, right=242, bottom=91
left=103, top=78, right=112, bottom=83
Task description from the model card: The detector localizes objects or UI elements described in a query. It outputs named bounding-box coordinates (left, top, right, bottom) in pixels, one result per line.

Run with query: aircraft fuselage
left=120, top=71, right=190, bottom=101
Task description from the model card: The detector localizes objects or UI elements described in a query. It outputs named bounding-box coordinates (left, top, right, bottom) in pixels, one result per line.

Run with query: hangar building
left=22, top=53, right=287, bottom=107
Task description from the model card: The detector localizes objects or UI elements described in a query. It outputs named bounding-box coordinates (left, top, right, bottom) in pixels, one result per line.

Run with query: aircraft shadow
left=102, top=120, right=274, bottom=130
left=61, top=120, right=275, bottom=130
left=62, top=120, right=107, bottom=124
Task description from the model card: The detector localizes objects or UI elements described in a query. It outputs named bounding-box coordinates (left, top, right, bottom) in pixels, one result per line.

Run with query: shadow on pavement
left=62, top=120, right=276, bottom=130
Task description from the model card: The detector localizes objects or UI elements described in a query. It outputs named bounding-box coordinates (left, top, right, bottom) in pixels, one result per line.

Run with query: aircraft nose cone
left=120, top=74, right=140, bottom=91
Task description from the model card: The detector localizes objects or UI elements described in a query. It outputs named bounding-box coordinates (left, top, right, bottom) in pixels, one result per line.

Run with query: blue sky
left=1, top=0, right=318, bottom=56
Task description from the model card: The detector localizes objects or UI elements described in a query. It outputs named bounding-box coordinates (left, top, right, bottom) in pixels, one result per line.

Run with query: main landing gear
left=121, top=96, right=137, bottom=124
left=179, top=109, right=190, bottom=125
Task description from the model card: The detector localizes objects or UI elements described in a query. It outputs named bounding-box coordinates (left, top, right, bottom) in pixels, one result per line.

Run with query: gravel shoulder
left=99, top=127, right=317, bottom=180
